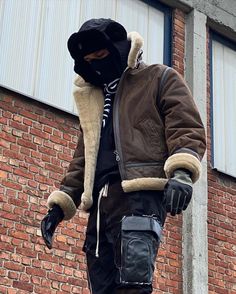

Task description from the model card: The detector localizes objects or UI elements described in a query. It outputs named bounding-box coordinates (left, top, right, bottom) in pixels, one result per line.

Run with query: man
left=41, top=18, right=206, bottom=293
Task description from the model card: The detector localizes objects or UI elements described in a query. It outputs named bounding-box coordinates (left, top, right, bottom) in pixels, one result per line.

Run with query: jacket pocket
left=138, top=118, right=166, bottom=154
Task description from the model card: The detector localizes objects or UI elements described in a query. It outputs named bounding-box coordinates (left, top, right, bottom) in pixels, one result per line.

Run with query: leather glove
left=164, top=169, right=193, bottom=216
left=41, top=204, right=64, bottom=249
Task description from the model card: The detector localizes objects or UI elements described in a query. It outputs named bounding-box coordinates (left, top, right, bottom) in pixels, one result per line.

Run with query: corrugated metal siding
left=0, top=0, right=165, bottom=114
left=34, top=0, right=81, bottom=112
left=0, top=0, right=42, bottom=95
left=212, top=40, right=236, bottom=177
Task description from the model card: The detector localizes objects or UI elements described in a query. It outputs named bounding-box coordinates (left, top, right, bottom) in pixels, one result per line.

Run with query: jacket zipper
left=125, top=161, right=164, bottom=168
left=113, top=68, right=130, bottom=180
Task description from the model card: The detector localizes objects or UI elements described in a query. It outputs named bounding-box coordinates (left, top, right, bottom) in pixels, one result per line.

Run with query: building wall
left=206, top=29, right=236, bottom=294
left=0, top=90, right=90, bottom=294
left=1, top=2, right=236, bottom=294
left=0, top=7, right=186, bottom=294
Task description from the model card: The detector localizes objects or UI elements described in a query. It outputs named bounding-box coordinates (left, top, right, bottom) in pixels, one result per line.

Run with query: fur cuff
left=122, top=177, right=168, bottom=193
left=47, top=191, right=77, bottom=220
left=164, top=153, right=202, bottom=183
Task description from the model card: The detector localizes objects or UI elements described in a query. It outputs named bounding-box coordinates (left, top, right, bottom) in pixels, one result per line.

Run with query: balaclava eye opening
left=67, top=18, right=131, bottom=87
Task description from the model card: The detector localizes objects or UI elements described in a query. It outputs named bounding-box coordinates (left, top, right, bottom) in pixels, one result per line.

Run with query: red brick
left=38, top=146, right=56, bottom=156
left=0, top=131, right=17, bottom=143
left=10, top=231, right=29, bottom=241
left=58, top=153, right=73, bottom=162
left=17, top=138, right=37, bottom=150
left=50, top=135, right=68, bottom=146
left=34, top=286, right=53, bottom=294
left=23, top=117, right=33, bottom=126
left=13, top=281, right=33, bottom=292
left=43, top=125, right=52, bottom=133
left=39, top=116, right=58, bottom=128
left=18, top=109, right=38, bottom=120
left=10, top=120, right=29, bottom=132
left=16, top=247, right=37, bottom=258
left=0, top=277, right=12, bottom=287
left=20, top=146, right=31, bottom=156
left=0, top=139, right=10, bottom=148
left=0, top=170, right=8, bottom=178
left=13, top=168, right=34, bottom=179
left=45, top=163, right=63, bottom=173
left=30, top=128, right=50, bottom=139
left=0, top=116, right=8, bottom=124
left=1, top=180, right=22, bottom=191
left=26, top=267, right=46, bottom=278
left=48, top=272, right=67, bottom=283
left=4, top=262, right=24, bottom=272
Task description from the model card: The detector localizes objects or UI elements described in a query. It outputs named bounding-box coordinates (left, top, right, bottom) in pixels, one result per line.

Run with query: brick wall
left=0, top=8, right=185, bottom=294
left=0, top=90, right=90, bottom=294
left=206, top=29, right=236, bottom=294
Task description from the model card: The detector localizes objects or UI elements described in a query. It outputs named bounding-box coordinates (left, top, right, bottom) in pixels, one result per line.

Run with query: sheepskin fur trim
left=74, top=85, right=104, bottom=211
left=122, top=178, right=168, bottom=193
left=164, top=153, right=202, bottom=183
left=47, top=190, right=77, bottom=220
left=127, top=32, right=144, bottom=68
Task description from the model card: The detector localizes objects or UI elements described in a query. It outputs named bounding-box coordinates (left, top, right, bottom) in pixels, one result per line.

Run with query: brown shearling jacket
left=47, top=32, right=206, bottom=220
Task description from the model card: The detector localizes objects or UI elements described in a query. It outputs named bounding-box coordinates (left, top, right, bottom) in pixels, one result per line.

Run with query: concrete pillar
left=183, top=9, right=208, bottom=294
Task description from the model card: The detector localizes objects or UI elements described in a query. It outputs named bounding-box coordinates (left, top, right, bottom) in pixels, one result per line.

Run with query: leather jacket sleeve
left=60, top=129, right=85, bottom=207
left=158, top=67, right=206, bottom=182
left=46, top=128, right=85, bottom=220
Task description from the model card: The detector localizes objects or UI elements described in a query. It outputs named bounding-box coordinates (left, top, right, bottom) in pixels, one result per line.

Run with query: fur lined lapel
left=73, top=32, right=143, bottom=210
left=73, top=84, right=104, bottom=210
left=127, top=32, right=144, bottom=68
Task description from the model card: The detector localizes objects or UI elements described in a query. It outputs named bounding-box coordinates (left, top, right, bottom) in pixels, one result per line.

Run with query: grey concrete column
left=183, top=9, right=208, bottom=294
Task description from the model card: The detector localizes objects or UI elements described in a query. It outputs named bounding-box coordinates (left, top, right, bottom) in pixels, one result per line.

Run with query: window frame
left=142, top=0, right=172, bottom=66
left=209, top=30, right=236, bottom=178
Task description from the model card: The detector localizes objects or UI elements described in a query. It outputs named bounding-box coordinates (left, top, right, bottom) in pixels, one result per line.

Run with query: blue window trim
left=209, top=30, right=236, bottom=176
left=209, top=31, right=215, bottom=169
left=141, top=0, right=172, bottom=66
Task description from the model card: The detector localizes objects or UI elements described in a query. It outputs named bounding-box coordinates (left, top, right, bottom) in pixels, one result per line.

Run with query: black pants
left=83, top=179, right=167, bottom=294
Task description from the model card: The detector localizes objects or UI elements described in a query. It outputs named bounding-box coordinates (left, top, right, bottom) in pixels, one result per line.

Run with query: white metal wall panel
left=116, top=0, right=164, bottom=65
left=80, top=0, right=117, bottom=23
left=0, top=0, right=166, bottom=114
left=0, top=0, right=42, bottom=95
left=212, top=40, right=236, bottom=177
left=34, top=0, right=81, bottom=112
left=0, top=0, right=5, bottom=37
left=116, top=0, right=149, bottom=58
left=147, top=8, right=164, bottom=64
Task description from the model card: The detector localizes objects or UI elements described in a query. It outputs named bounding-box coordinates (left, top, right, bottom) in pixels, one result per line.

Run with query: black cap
left=67, top=18, right=127, bottom=59
left=67, top=18, right=130, bottom=86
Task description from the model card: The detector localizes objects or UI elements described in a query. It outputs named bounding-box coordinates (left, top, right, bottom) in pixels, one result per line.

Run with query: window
left=0, top=0, right=171, bottom=114
left=210, top=32, right=236, bottom=177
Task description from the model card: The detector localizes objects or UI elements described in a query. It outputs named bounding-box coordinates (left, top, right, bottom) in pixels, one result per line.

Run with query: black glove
left=164, top=169, right=193, bottom=216
left=41, top=204, right=64, bottom=249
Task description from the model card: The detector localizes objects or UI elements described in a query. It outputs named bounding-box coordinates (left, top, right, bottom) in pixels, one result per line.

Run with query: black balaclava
left=67, top=18, right=131, bottom=87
